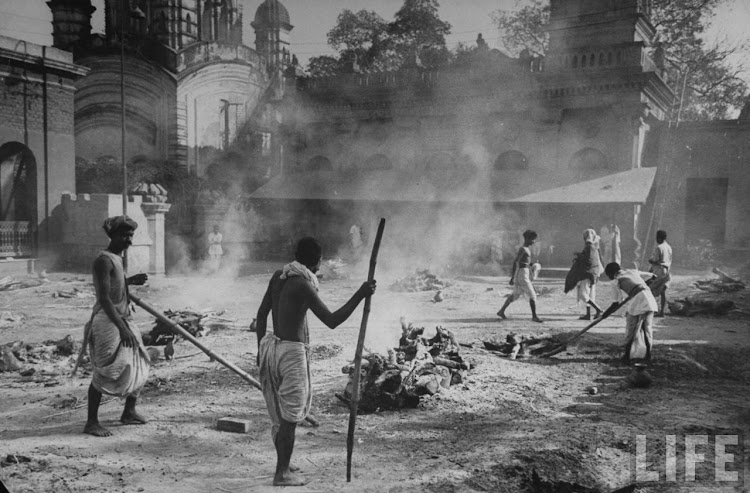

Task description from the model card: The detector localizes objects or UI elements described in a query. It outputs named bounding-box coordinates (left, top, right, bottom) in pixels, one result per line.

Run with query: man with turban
left=83, top=216, right=150, bottom=437
left=564, top=229, right=604, bottom=320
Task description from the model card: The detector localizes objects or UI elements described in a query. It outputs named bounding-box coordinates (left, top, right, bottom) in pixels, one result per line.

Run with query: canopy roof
left=508, top=168, right=657, bottom=204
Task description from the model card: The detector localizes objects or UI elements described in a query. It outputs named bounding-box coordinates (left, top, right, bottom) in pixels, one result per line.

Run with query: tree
left=491, top=0, right=748, bottom=120
left=490, top=0, right=549, bottom=57
left=389, top=0, right=452, bottom=68
left=307, top=0, right=452, bottom=75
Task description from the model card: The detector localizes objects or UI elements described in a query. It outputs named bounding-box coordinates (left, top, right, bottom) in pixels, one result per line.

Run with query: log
left=129, top=294, right=321, bottom=426
left=433, top=357, right=468, bottom=370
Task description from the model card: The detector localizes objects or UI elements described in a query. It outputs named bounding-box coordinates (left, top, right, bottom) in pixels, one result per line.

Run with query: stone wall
left=58, top=193, right=171, bottom=275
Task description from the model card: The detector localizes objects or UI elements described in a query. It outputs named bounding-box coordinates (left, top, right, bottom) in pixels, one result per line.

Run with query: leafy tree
left=307, top=0, right=452, bottom=75
left=490, top=0, right=549, bottom=57
left=389, top=0, right=452, bottom=68
left=491, top=0, right=748, bottom=120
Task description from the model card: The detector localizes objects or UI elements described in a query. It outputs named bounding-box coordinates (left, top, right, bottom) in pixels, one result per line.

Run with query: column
left=140, top=200, right=172, bottom=275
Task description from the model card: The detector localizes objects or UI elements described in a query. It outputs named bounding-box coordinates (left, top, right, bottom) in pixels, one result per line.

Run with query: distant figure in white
left=349, top=223, right=363, bottom=258
left=208, top=225, right=224, bottom=273
left=599, top=224, right=621, bottom=265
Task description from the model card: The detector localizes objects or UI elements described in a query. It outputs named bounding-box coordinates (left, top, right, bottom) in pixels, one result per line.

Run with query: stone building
left=46, top=0, right=290, bottom=175
left=0, top=34, right=88, bottom=263
left=249, top=0, right=677, bottom=268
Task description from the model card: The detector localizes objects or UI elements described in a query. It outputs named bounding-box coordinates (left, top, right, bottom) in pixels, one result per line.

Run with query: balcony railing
left=0, top=221, right=33, bottom=257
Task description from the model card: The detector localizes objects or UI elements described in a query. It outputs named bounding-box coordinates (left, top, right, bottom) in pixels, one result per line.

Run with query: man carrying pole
left=255, top=237, right=377, bottom=486
left=83, top=216, right=150, bottom=437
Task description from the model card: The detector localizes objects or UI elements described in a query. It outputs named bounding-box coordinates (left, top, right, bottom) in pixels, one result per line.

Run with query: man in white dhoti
left=255, top=237, right=376, bottom=486
left=83, top=216, right=150, bottom=437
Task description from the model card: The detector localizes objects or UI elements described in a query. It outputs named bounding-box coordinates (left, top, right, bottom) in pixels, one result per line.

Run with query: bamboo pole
left=346, top=218, right=385, bottom=482
left=129, top=294, right=319, bottom=426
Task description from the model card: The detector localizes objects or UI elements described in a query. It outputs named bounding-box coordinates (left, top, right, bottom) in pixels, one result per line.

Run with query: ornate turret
left=252, top=0, right=293, bottom=70
left=46, top=0, right=96, bottom=52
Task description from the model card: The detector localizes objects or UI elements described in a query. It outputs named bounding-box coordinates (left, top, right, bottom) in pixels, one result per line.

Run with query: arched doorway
left=0, top=142, right=37, bottom=257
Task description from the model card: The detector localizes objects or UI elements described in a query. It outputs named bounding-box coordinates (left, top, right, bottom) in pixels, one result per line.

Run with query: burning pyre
left=339, top=319, right=470, bottom=413
left=389, top=269, right=448, bottom=292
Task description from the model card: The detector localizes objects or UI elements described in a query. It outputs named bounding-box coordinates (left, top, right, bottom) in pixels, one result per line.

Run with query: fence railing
left=0, top=221, right=33, bottom=257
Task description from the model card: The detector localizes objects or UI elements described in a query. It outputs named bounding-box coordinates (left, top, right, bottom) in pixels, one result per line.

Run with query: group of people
left=81, top=215, right=672, bottom=487
left=497, top=227, right=673, bottom=364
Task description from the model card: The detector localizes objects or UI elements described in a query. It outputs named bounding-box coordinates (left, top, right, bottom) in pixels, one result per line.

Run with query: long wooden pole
left=346, top=218, right=385, bottom=482
left=539, top=290, right=638, bottom=358
left=129, top=294, right=319, bottom=426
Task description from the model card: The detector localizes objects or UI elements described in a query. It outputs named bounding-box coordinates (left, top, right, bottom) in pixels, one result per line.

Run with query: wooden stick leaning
left=129, top=293, right=319, bottom=427
left=346, top=218, right=386, bottom=482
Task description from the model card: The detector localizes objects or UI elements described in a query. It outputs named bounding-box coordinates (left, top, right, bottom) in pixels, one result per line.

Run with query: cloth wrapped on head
left=583, top=228, right=599, bottom=244
left=102, top=216, right=138, bottom=238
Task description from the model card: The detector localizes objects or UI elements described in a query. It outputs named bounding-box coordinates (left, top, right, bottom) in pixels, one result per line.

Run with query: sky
left=0, top=0, right=748, bottom=70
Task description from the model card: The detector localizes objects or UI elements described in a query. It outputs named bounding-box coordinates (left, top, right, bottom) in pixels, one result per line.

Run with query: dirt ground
left=1, top=264, right=749, bottom=493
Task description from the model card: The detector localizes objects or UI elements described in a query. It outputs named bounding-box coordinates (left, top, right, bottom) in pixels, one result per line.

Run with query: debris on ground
left=535, top=286, right=555, bottom=297
left=482, top=332, right=574, bottom=359
left=389, top=269, right=449, bottom=292
left=0, top=276, right=45, bottom=291
left=1, top=454, right=32, bottom=467
left=669, top=295, right=736, bottom=317
left=0, top=311, right=22, bottom=328
left=52, top=287, right=94, bottom=299
left=317, top=258, right=349, bottom=280
left=694, top=268, right=746, bottom=293
left=0, top=346, right=23, bottom=372
left=338, top=319, right=471, bottom=413
left=310, top=344, right=343, bottom=360
left=1, top=336, right=81, bottom=368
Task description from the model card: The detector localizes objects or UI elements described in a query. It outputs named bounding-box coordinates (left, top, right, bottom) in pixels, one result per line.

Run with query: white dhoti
left=510, top=266, right=537, bottom=301
left=89, top=310, right=150, bottom=397
left=258, top=334, right=312, bottom=440
left=576, top=279, right=596, bottom=304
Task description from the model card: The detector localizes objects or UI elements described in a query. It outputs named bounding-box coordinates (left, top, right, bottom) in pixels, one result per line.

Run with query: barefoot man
left=84, top=216, right=150, bottom=437
left=255, top=237, right=376, bottom=486
left=497, top=229, right=544, bottom=323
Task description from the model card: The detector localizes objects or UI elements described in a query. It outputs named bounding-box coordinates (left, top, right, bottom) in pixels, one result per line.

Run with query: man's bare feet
left=532, top=317, right=544, bottom=323
left=273, top=470, right=308, bottom=486
left=120, top=411, right=148, bottom=425
left=83, top=421, right=112, bottom=437
left=496, top=310, right=507, bottom=320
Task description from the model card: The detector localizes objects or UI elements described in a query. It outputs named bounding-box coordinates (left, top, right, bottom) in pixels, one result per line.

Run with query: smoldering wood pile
left=482, top=332, right=570, bottom=359
left=339, top=321, right=470, bottom=413
left=668, top=296, right=736, bottom=317
left=669, top=268, right=745, bottom=317
left=0, top=336, right=79, bottom=376
left=694, top=268, right=746, bottom=293
left=143, top=309, right=236, bottom=346
left=389, top=269, right=448, bottom=292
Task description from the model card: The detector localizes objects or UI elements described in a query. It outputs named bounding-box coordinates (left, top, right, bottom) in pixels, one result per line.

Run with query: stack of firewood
left=143, top=309, right=233, bottom=345
left=339, top=320, right=470, bottom=413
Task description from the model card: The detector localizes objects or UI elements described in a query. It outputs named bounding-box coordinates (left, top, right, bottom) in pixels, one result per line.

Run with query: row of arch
left=565, top=49, right=626, bottom=69
left=301, top=148, right=609, bottom=173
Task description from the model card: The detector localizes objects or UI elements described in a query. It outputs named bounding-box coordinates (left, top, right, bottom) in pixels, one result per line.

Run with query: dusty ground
left=1, top=264, right=749, bottom=493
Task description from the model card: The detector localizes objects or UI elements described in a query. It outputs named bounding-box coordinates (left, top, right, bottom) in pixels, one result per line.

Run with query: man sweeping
left=255, top=237, right=376, bottom=486
left=602, top=262, right=658, bottom=364
left=83, top=216, right=150, bottom=437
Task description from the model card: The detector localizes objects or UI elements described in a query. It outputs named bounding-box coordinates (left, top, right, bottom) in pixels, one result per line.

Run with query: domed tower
left=252, top=0, right=293, bottom=70
left=46, top=0, right=96, bottom=51
left=150, top=0, right=200, bottom=50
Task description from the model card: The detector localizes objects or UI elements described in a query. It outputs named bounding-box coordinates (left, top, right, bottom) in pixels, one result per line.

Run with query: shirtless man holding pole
left=255, top=237, right=376, bottom=486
